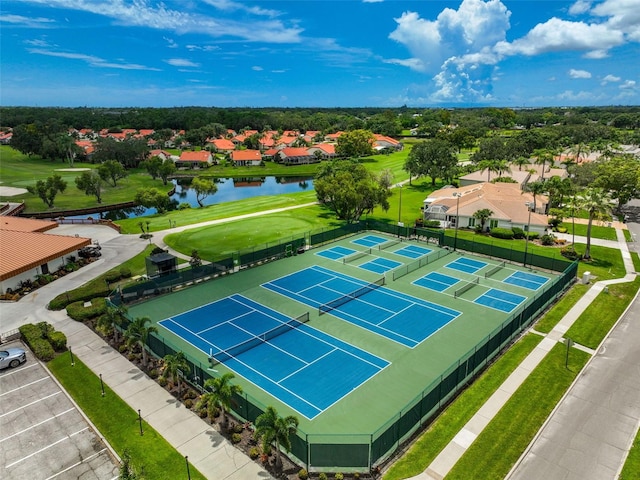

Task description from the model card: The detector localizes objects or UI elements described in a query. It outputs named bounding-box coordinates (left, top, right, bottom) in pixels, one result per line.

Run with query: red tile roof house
left=423, top=182, right=549, bottom=234
left=307, top=143, right=336, bottom=159
left=0, top=217, right=91, bottom=294
left=207, top=138, right=236, bottom=153
left=278, top=147, right=317, bottom=165
left=231, top=149, right=263, bottom=167
left=148, top=149, right=174, bottom=162
left=373, top=134, right=404, bottom=151
left=176, top=150, right=214, bottom=169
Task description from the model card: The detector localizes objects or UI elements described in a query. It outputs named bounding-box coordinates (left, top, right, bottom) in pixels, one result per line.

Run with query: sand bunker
left=55, top=168, right=91, bottom=172
left=0, top=186, right=28, bottom=197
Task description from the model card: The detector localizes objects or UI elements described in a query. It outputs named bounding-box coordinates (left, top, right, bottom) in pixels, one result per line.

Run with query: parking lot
left=0, top=341, right=119, bottom=479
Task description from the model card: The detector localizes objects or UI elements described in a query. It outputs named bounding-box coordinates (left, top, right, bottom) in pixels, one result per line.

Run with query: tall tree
left=335, top=129, right=375, bottom=158
left=142, top=155, right=163, bottom=179
left=98, top=160, right=128, bottom=187
left=161, top=351, right=190, bottom=390
left=595, top=155, right=640, bottom=212
left=96, top=304, right=128, bottom=345
left=201, top=373, right=242, bottom=430
left=578, top=188, right=612, bottom=260
left=158, top=159, right=177, bottom=186
left=314, top=160, right=390, bottom=223
left=405, top=139, right=458, bottom=186
left=191, top=176, right=218, bottom=207
left=27, top=174, right=67, bottom=208
left=254, top=406, right=299, bottom=471
left=472, top=208, right=494, bottom=232
left=533, top=148, right=555, bottom=180
left=134, top=187, right=171, bottom=213
left=523, top=180, right=547, bottom=212
left=124, top=316, right=158, bottom=368
left=75, top=171, right=104, bottom=203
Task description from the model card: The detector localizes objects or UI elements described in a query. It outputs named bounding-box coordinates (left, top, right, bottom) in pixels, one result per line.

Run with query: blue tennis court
left=159, top=294, right=388, bottom=419
left=445, top=257, right=488, bottom=274
left=316, top=245, right=356, bottom=261
left=392, top=244, right=433, bottom=259
left=353, top=235, right=388, bottom=248
left=359, top=257, right=402, bottom=274
left=474, top=288, right=526, bottom=313
left=263, top=266, right=461, bottom=347
left=414, top=272, right=460, bottom=292
left=503, top=271, right=549, bottom=290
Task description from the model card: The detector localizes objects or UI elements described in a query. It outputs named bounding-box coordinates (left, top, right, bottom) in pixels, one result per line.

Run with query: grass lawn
left=164, top=204, right=343, bottom=261
left=383, top=334, right=543, bottom=480
left=565, top=277, right=640, bottom=350
left=620, top=430, right=640, bottom=480
left=48, top=355, right=206, bottom=480
left=446, top=343, right=591, bottom=480
left=533, top=283, right=591, bottom=334
left=561, top=222, right=618, bottom=241
left=116, top=190, right=317, bottom=234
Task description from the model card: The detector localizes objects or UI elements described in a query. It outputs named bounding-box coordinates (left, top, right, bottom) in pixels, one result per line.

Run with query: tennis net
left=318, top=277, right=385, bottom=316
left=210, top=312, right=310, bottom=365
left=454, top=277, right=480, bottom=298
left=379, top=239, right=401, bottom=250
left=343, top=249, right=371, bottom=264
left=485, top=261, right=506, bottom=278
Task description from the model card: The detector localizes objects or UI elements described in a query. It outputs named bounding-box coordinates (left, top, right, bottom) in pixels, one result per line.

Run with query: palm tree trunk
left=141, top=347, right=148, bottom=367
left=584, top=215, right=594, bottom=259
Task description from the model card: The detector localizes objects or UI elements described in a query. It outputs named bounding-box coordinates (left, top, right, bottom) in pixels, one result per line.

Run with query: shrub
left=66, top=297, right=107, bottom=321
left=48, top=282, right=110, bottom=310
left=19, top=323, right=43, bottom=342
left=249, top=447, right=260, bottom=459
left=490, top=228, right=514, bottom=240
left=119, top=344, right=128, bottom=353
left=526, top=232, right=540, bottom=240
left=105, top=271, right=121, bottom=283
left=541, top=234, right=556, bottom=246
left=157, top=376, right=168, bottom=387
left=298, top=469, right=309, bottom=480
left=231, top=433, right=242, bottom=444
left=233, top=423, right=244, bottom=434
left=511, top=227, right=525, bottom=239
left=474, top=225, right=483, bottom=233
left=119, top=267, right=132, bottom=278
left=31, top=338, right=55, bottom=362
left=561, top=246, right=581, bottom=260
left=557, top=226, right=567, bottom=233
left=148, top=369, right=158, bottom=378
left=319, top=474, right=328, bottom=480
left=423, top=220, right=441, bottom=228
left=48, top=331, right=67, bottom=351
left=335, top=474, right=344, bottom=480
left=184, top=399, right=194, bottom=409
left=179, top=202, right=191, bottom=210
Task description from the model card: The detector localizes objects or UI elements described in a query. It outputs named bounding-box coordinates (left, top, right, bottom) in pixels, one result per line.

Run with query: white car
left=0, top=347, right=27, bottom=369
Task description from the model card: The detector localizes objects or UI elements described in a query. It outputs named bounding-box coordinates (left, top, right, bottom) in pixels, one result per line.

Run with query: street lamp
left=524, top=202, right=532, bottom=268
left=453, top=192, right=461, bottom=251
left=397, top=184, right=403, bottom=225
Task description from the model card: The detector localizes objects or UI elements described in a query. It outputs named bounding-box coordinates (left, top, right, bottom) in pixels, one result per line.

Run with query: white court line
left=0, top=376, right=49, bottom=396
left=0, top=391, right=62, bottom=418
left=0, top=408, right=74, bottom=443
left=45, top=448, right=107, bottom=480
left=6, top=427, right=89, bottom=468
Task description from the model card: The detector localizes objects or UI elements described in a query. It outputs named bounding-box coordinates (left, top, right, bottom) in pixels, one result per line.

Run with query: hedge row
left=49, top=266, right=131, bottom=311
left=19, top=322, right=67, bottom=362
left=66, top=297, right=107, bottom=321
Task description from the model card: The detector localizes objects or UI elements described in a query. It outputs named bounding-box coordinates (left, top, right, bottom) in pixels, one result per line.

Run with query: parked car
left=78, top=245, right=102, bottom=258
left=0, top=347, right=27, bottom=369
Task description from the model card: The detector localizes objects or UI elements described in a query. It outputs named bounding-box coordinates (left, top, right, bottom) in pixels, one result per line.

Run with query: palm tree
left=578, top=187, right=612, bottom=260
left=162, top=351, right=190, bottom=391
left=523, top=180, right=547, bottom=213
left=96, top=304, right=128, bottom=344
left=511, top=156, right=530, bottom=171
left=472, top=208, right=494, bottom=232
left=533, top=148, right=555, bottom=181
left=124, top=316, right=158, bottom=368
left=201, top=373, right=242, bottom=430
left=254, top=406, right=299, bottom=471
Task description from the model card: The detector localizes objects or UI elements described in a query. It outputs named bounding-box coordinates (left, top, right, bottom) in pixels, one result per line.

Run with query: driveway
left=0, top=340, right=119, bottom=479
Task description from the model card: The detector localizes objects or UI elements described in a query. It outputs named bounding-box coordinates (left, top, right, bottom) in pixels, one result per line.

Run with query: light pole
left=524, top=202, right=532, bottom=268
left=397, top=184, right=403, bottom=225
left=453, top=192, right=461, bottom=251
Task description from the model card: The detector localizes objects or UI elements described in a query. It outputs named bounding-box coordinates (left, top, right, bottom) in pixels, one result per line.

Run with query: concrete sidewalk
left=416, top=228, right=638, bottom=480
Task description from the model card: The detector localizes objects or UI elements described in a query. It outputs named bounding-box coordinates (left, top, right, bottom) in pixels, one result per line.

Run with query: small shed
left=145, top=252, right=177, bottom=278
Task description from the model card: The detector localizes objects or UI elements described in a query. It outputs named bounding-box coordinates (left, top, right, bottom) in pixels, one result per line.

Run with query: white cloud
left=186, top=45, right=220, bottom=52
left=569, top=0, right=592, bottom=15
left=620, top=80, right=637, bottom=89
left=569, top=69, right=591, bottom=79
left=601, top=74, right=621, bottom=84
left=164, top=37, right=178, bottom=49
left=27, top=47, right=161, bottom=70
left=252, top=66, right=263, bottom=71
left=202, top=0, right=282, bottom=18
left=0, top=14, right=55, bottom=28
left=165, top=58, right=200, bottom=68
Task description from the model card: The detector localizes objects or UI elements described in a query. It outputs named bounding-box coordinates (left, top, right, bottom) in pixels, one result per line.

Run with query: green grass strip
left=620, top=429, right=640, bottom=480
left=534, top=283, right=590, bottom=334
left=383, top=334, right=543, bottom=480
left=566, top=277, right=640, bottom=350
left=446, top=343, right=591, bottom=480
left=48, top=355, right=206, bottom=480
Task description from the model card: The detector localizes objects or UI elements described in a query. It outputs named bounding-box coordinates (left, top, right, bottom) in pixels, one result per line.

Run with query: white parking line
left=0, top=391, right=62, bottom=418
left=0, top=408, right=74, bottom=443
left=0, top=376, right=49, bottom=397
left=45, top=448, right=107, bottom=480
left=5, top=427, right=89, bottom=468
left=0, top=363, right=38, bottom=377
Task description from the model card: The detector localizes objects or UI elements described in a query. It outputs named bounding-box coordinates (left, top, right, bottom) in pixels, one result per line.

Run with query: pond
left=82, top=176, right=314, bottom=220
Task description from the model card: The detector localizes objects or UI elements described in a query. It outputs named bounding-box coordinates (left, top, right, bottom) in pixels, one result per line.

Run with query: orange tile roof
left=231, top=150, right=262, bottom=161
left=210, top=139, right=236, bottom=151
left=280, top=147, right=311, bottom=157
left=0, top=230, right=90, bottom=281
left=0, top=217, right=58, bottom=233
left=179, top=151, right=212, bottom=162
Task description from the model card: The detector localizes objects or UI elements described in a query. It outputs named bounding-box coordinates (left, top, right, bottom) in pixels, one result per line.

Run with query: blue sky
left=1, top=0, right=638, bottom=108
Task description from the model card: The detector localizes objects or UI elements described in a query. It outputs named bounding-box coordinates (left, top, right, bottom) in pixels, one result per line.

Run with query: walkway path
left=415, top=228, right=638, bottom=480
